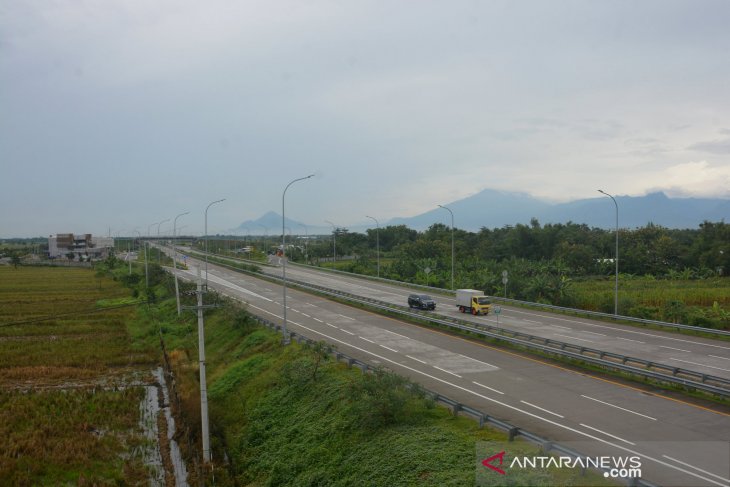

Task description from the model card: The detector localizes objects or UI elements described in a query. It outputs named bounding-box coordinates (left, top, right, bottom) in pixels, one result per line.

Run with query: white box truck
left=455, top=289, right=492, bottom=315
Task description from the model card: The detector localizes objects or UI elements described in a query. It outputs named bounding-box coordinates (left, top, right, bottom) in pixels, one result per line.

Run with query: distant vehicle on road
left=408, top=294, right=436, bottom=310
left=455, top=289, right=491, bottom=315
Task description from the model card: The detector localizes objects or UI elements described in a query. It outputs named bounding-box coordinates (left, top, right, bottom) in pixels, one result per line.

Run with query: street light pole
left=145, top=223, right=158, bottom=289
left=438, top=204, right=455, bottom=290
left=598, top=190, right=619, bottom=316
left=132, top=230, right=142, bottom=277
left=299, top=224, right=308, bottom=264
left=258, top=224, right=268, bottom=258
left=204, top=198, right=226, bottom=289
left=325, top=220, right=336, bottom=264
left=173, top=211, right=189, bottom=316
left=282, top=174, right=314, bottom=345
left=366, top=215, right=380, bottom=278
left=156, top=218, right=170, bottom=263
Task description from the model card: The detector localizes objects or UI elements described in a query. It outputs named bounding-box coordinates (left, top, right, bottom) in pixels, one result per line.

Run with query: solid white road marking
left=472, top=382, right=504, bottom=395
left=520, top=400, right=564, bottom=418
left=581, top=395, right=657, bottom=421
left=668, top=358, right=730, bottom=373
left=709, top=355, right=730, bottom=361
left=662, top=455, right=730, bottom=483
left=581, top=331, right=608, bottom=337
left=457, top=354, right=498, bottom=369
left=580, top=423, right=635, bottom=445
left=433, top=366, right=462, bottom=378
left=616, top=337, right=645, bottom=344
left=554, top=334, right=594, bottom=343
left=382, top=329, right=413, bottom=340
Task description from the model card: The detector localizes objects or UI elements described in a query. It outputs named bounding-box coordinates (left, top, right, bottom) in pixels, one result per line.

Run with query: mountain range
left=232, top=190, right=729, bottom=235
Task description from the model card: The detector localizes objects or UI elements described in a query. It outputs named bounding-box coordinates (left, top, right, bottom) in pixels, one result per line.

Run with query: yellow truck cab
left=455, top=289, right=492, bottom=315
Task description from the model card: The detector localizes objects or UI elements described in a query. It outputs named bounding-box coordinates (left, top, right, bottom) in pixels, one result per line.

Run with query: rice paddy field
left=0, top=265, right=158, bottom=484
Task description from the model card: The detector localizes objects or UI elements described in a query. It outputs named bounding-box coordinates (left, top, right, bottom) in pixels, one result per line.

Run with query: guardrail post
left=452, top=403, right=462, bottom=416
left=478, top=414, right=486, bottom=428
left=508, top=427, right=519, bottom=441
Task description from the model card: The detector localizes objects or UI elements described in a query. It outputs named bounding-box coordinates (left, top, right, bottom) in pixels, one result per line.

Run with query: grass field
left=0, top=265, right=158, bottom=484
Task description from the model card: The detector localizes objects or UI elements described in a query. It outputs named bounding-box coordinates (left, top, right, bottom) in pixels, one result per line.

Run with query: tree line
left=289, top=220, right=729, bottom=304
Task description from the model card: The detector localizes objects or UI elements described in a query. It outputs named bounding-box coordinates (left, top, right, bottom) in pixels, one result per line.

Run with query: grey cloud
left=687, top=138, right=730, bottom=154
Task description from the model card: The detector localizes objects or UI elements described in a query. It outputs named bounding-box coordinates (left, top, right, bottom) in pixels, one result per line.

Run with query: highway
left=251, top=257, right=730, bottom=382
left=170, top=252, right=730, bottom=487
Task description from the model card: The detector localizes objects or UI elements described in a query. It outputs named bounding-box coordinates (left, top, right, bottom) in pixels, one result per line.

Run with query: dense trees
left=297, top=219, right=728, bottom=304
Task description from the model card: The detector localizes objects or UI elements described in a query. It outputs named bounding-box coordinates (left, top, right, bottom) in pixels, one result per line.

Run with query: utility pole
left=181, top=267, right=212, bottom=463
left=195, top=267, right=211, bottom=463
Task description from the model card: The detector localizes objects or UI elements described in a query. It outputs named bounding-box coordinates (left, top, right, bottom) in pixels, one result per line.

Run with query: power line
left=0, top=301, right=149, bottom=327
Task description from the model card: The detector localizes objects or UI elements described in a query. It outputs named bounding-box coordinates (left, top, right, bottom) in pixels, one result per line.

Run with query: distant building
left=48, top=233, right=114, bottom=260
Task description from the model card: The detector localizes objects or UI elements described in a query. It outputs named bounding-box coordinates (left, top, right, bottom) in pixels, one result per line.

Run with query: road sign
left=502, top=270, right=508, bottom=278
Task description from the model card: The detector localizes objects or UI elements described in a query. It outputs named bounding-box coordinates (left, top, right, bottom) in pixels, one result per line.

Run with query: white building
left=48, top=233, right=114, bottom=260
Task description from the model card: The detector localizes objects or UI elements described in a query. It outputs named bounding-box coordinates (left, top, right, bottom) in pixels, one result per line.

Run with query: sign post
left=501, top=270, right=509, bottom=298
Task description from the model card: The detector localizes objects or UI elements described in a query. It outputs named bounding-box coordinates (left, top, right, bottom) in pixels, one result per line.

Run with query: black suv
left=408, top=294, right=436, bottom=310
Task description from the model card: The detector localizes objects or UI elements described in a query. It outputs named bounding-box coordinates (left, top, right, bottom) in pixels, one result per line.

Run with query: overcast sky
left=2, top=0, right=729, bottom=237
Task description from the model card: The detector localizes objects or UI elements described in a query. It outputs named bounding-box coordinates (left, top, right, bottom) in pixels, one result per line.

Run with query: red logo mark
left=482, top=451, right=506, bottom=475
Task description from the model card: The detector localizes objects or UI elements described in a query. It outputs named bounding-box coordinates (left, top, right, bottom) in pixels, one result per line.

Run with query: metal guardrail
left=249, top=313, right=658, bottom=487
left=285, top=260, right=730, bottom=338
left=178, top=252, right=730, bottom=397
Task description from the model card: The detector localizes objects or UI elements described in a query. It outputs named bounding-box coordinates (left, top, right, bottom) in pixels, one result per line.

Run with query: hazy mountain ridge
left=390, top=189, right=730, bottom=231
left=233, top=190, right=729, bottom=234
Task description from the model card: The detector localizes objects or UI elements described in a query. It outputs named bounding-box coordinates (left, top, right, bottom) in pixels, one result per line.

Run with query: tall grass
left=572, top=277, right=730, bottom=310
